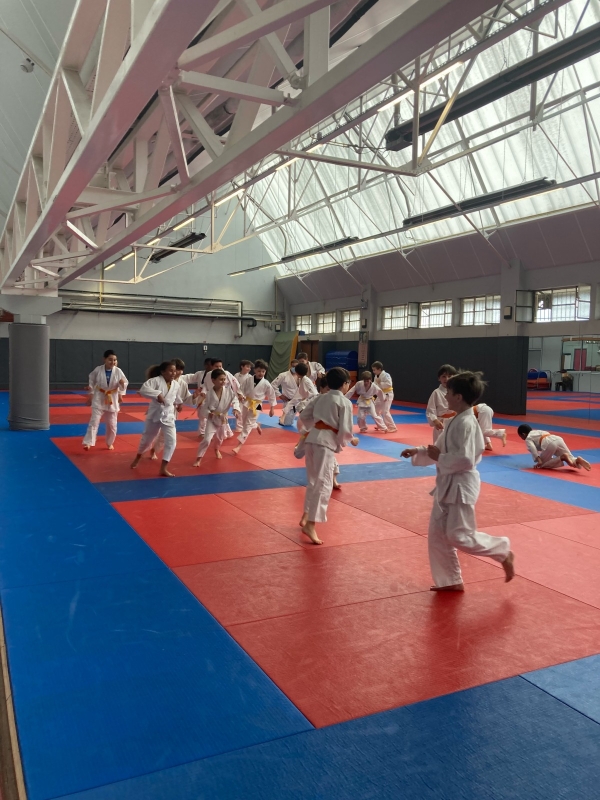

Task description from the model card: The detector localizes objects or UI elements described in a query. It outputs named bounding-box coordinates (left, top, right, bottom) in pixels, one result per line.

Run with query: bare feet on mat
left=215, top=450, right=222, bottom=459
left=301, top=523, right=323, bottom=545
left=501, top=431, right=507, bottom=447
left=107, top=445, right=114, bottom=451
left=299, top=512, right=308, bottom=527
left=130, top=455, right=141, bottom=469
left=430, top=583, right=465, bottom=592
left=257, top=425, right=262, bottom=436
left=83, top=444, right=91, bottom=451
left=192, top=458, right=202, bottom=468
left=387, top=427, right=397, bottom=433
left=332, top=480, right=341, bottom=490
left=160, top=468, right=175, bottom=477
left=576, top=456, right=592, bottom=471
left=232, top=445, right=241, bottom=455
left=502, top=551, right=515, bottom=582
left=485, top=443, right=493, bottom=451
left=149, top=449, right=157, bottom=460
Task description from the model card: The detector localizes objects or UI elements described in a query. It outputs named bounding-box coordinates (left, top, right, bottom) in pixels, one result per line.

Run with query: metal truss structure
left=1, top=0, right=598, bottom=294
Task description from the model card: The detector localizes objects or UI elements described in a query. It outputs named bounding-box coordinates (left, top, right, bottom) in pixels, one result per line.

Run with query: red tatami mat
left=482, top=522, right=600, bottom=609
left=114, top=495, right=302, bottom=566
left=219, top=486, right=416, bottom=548
left=175, top=537, right=499, bottom=627
left=523, top=513, right=600, bottom=549
left=235, top=443, right=396, bottom=471
left=522, top=462, right=600, bottom=488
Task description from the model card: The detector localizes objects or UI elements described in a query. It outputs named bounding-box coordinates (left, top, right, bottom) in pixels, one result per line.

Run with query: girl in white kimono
left=371, top=361, right=397, bottom=432
left=83, top=350, right=128, bottom=450
left=426, top=364, right=458, bottom=443
left=149, top=358, right=194, bottom=460
left=193, top=369, right=241, bottom=466
left=298, top=367, right=358, bottom=545
left=195, top=359, right=240, bottom=439
left=402, top=371, right=515, bottom=591
left=345, top=371, right=386, bottom=432
left=232, top=359, right=277, bottom=454
left=130, top=362, right=187, bottom=477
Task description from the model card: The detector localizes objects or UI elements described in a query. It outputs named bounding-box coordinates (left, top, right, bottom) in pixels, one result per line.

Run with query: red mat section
left=523, top=462, right=600, bottom=488
left=523, top=513, right=600, bottom=549
left=176, top=537, right=499, bottom=627
left=114, top=495, right=302, bottom=566
left=527, top=401, right=596, bottom=411
left=220, top=486, right=416, bottom=548
left=482, top=522, right=600, bottom=610
left=235, top=443, right=396, bottom=471
left=229, top=578, right=600, bottom=727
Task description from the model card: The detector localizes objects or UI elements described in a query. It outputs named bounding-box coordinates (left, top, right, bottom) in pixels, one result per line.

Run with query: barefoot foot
left=232, top=445, right=241, bottom=455
left=485, top=443, right=493, bottom=451
left=83, top=444, right=91, bottom=451
left=107, top=445, right=114, bottom=451
left=502, top=551, right=515, bottom=582
left=193, top=459, right=202, bottom=468
left=332, top=480, right=341, bottom=490
left=430, top=583, right=465, bottom=592
left=130, top=455, right=142, bottom=469
left=576, top=456, right=592, bottom=471
left=160, top=468, right=175, bottom=477
left=215, top=450, right=222, bottom=459
left=256, top=424, right=262, bottom=436
left=299, top=513, right=308, bottom=527
left=501, top=431, right=507, bottom=447
left=301, top=524, right=323, bottom=545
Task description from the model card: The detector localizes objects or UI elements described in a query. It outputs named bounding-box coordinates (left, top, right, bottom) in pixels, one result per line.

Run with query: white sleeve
left=345, top=385, right=357, bottom=399
left=305, top=379, right=318, bottom=397
left=526, top=436, right=539, bottom=460
left=88, top=367, right=98, bottom=394
left=266, top=382, right=277, bottom=405
left=299, top=397, right=316, bottom=428
left=335, top=400, right=355, bottom=450
left=231, top=394, right=241, bottom=413
left=139, top=378, right=162, bottom=400
left=374, top=385, right=384, bottom=401
left=117, top=369, right=128, bottom=395
left=437, top=420, right=480, bottom=474
left=426, top=391, right=438, bottom=426
left=411, top=446, right=435, bottom=467
left=271, top=373, right=283, bottom=390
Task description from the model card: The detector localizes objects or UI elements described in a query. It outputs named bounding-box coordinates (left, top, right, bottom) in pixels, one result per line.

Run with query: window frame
left=533, top=285, right=591, bottom=323
left=341, top=308, right=361, bottom=333
left=294, top=314, right=312, bottom=334
left=460, top=294, right=501, bottom=326
left=419, top=299, right=453, bottom=329
left=316, top=311, right=337, bottom=334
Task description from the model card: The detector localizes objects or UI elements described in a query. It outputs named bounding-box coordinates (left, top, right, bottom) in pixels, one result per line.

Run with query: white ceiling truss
left=1, top=0, right=599, bottom=295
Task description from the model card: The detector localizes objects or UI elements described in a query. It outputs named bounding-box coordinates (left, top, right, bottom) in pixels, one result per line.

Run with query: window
left=534, top=286, right=591, bottom=323
left=317, top=312, right=336, bottom=334
left=382, top=304, right=407, bottom=330
left=419, top=300, right=453, bottom=328
left=294, top=314, right=312, bottom=333
left=341, top=309, right=361, bottom=332
left=461, top=295, right=501, bottom=326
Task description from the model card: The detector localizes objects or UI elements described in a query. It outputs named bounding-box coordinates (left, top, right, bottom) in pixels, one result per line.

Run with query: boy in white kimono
left=83, top=349, right=128, bottom=450
left=346, top=371, right=386, bottom=432
left=295, top=376, right=342, bottom=489
left=280, top=362, right=317, bottom=428
left=193, top=369, right=241, bottom=465
left=371, top=361, right=397, bottom=432
left=131, top=362, right=188, bottom=477
left=298, top=367, right=358, bottom=544
left=297, top=352, right=325, bottom=384
left=234, top=360, right=254, bottom=384
left=196, top=359, right=240, bottom=439
left=149, top=358, right=194, bottom=460
left=402, top=371, right=515, bottom=591
left=518, top=424, right=591, bottom=471
left=473, top=403, right=507, bottom=450
left=426, top=364, right=458, bottom=443
left=233, top=359, right=277, bottom=453
left=271, top=360, right=300, bottom=404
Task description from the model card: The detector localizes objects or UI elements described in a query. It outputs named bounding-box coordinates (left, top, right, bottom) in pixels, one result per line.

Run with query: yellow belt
left=382, top=387, right=393, bottom=394
left=245, top=397, right=261, bottom=418
left=98, top=388, right=116, bottom=407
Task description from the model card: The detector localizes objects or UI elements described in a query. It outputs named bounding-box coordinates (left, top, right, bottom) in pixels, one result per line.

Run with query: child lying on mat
left=518, top=424, right=591, bottom=471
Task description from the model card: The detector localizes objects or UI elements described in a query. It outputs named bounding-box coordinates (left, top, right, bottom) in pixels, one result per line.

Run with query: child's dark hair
left=318, top=376, right=329, bottom=391
left=295, top=362, right=309, bottom=377
left=371, top=361, right=383, bottom=370
left=254, top=359, right=268, bottom=371
left=518, top=424, right=532, bottom=438
left=204, top=356, right=212, bottom=365
left=240, top=359, right=254, bottom=369
left=211, top=368, right=226, bottom=380
left=210, top=357, right=222, bottom=366
left=171, top=358, right=185, bottom=370
left=291, top=358, right=299, bottom=366
left=361, top=370, right=372, bottom=381
left=446, top=371, right=485, bottom=406
left=296, top=351, right=308, bottom=360
left=327, top=367, right=350, bottom=390
left=146, top=361, right=175, bottom=379
left=438, top=363, right=458, bottom=378
left=103, top=349, right=116, bottom=359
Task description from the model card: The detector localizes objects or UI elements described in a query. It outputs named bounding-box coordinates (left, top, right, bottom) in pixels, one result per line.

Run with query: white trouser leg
left=104, top=411, right=117, bottom=447
left=376, top=394, right=396, bottom=430
left=357, top=407, right=368, bottom=431
left=482, top=428, right=506, bottom=440
left=196, top=419, right=224, bottom=459
left=539, top=436, right=571, bottom=468
left=137, top=420, right=162, bottom=455
left=304, top=443, right=335, bottom=523
left=432, top=425, right=442, bottom=444
left=371, top=404, right=386, bottom=430
left=161, top=423, right=177, bottom=462
left=153, top=427, right=165, bottom=452
left=280, top=400, right=296, bottom=427
left=237, top=406, right=258, bottom=444
left=428, top=498, right=511, bottom=587
left=333, top=458, right=339, bottom=476
left=83, top=407, right=104, bottom=446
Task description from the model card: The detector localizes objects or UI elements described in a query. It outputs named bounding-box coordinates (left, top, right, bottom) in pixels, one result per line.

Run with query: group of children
left=81, top=350, right=591, bottom=590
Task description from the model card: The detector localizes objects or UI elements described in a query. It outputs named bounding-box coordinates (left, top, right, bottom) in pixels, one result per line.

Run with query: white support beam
left=226, top=43, right=275, bottom=148
left=304, top=7, right=330, bottom=86
left=91, top=0, right=131, bottom=118
left=65, top=220, right=98, bottom=250
left=176, top=94, right=224, bottom=160
left=47, top=80, right=72, bottom=198
left=59, top=0, right=497, bottom=286
left=158, top=85, right=190, bottom=186
left=178, top=70, right=291, bottom=106
left=236, top=0, right=298, bottom=81
left=275, top=149, right=417, bottom=175
left=62, top=68, right=92, bottom=135
left=177, top=0, right=334, bottom=71
left=131, top=0, right=155, bottom=41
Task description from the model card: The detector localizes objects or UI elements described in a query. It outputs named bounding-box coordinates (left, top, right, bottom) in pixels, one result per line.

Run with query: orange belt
left=98, top=387, right=116, bottom=407
left=539, top=433, right=551, bottom=444
left=315, top=420, right=339, bottom=433
left=473, top=406, right=479, bottom=418
left=441, top=411, right=456, bottom=419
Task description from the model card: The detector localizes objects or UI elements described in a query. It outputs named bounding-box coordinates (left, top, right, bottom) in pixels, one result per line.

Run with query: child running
left=298, top=367, right=358, bottom=544
left=296, top=352, right=325, bottom=383
left=234, top=360, right=254, bottom=384
left=271, top=359, right=300, bottom=404
left=196, top=358, right=240, bottom=439
left=295, top=376, right=342, bottom=489
left=473, top=403, right=507, bottom=450
left=372, top=361, right=397, bottom=433
left=427, top=364, right=458, bottom=442
left=83, top=350, right=128, bottom=451
left=345, top=370, right=386, bottom=432
left=148, top=358, right=194, bottom=460
left=518, top=424, right=591, bottom=470
left=279, top=362, right=317, bottom=427
left=232, top=359, right=277, bottom=454
left=193, top=369, right=241, bottom=466
left=130, top=361, right=188, bottom=477
left=402, top=371, right=515, bottom=591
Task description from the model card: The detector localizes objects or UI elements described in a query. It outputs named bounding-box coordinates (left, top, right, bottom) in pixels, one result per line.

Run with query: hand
left=269, top=407, right=275, bottom=417
left=234, top=411, right=241, bottom=420
left=427, top=445, right=441, bottom=461
left=534, top=457, right=543, bottom=469
left=401, top=448, right=417, bottom=458
left=434, top=419, right=444, bottom=431
left=85, top=396, right=92, bottom=407
left=119, top=378, right=125, bottom=388
left=350, top=437, right=359, bottom=447
left=175, top=404, right=183, bottom=413
left=157, top=393, right=165, bottom=405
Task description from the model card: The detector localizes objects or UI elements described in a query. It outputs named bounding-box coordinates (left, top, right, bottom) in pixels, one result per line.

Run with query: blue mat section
left=480, top=468, right=600, bottom=512
left=523, top=655, right=600, bottom=724
left=61, top=676, right=600, bottom=800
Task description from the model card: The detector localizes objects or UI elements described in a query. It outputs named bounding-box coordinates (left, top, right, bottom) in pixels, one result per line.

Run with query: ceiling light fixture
left=121, top=251, right=135, bottom=260
left=173, top=216, right=195, bottom=231
left=214, top=190, right=243, bottom=207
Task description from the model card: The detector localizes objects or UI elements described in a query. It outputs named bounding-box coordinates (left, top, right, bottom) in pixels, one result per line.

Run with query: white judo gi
left=196, top=370, right=240, bottom=437
left=410, top=408, right=510, bottom=587
left=299, top=390, right=354, bottom=522
left=137, top=377, right=187, bottom=462
left=346, top=380, right=386, bottom=431
left=236, top=374, right=277, bottom=445
left=525, top=430, right=575, bottom=469
left=374, top=370, right=397, bottom=432
left=150, top=378, right=195, bottom=454
left=280, top=376, right=318, bottom=428
left=83, top=365, right=128, bottom=448
left=426, top=385, right=456, bottom=443
left=271, top=369, right=300, bottom=403
left=196, top=386, right=241, bottom=459
left=473, top=403, right=505, bottom=447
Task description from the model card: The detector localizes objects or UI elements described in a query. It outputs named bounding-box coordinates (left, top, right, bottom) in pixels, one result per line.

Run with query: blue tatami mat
left=61, top=676, right=600, bottom=800
left=524, top=654, right=600, bottom=724
left=2, top=568, right=311, bottom=800
left=481, top=468, right=600, bottom=512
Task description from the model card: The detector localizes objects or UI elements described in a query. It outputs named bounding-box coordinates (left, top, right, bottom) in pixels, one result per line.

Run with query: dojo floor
left=3, top=389, right=600, bottom=798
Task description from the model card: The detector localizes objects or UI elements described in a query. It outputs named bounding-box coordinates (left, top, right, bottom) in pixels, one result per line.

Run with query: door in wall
left=300, top=340, right=320, bottom=362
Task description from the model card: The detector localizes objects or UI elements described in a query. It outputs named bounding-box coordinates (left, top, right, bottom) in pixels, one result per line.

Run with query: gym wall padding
left=370, top=336, right=528, bottom=415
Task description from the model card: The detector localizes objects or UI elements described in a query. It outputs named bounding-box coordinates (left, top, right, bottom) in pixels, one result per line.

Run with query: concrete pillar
left=0, top=294, right=62, bottom=431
